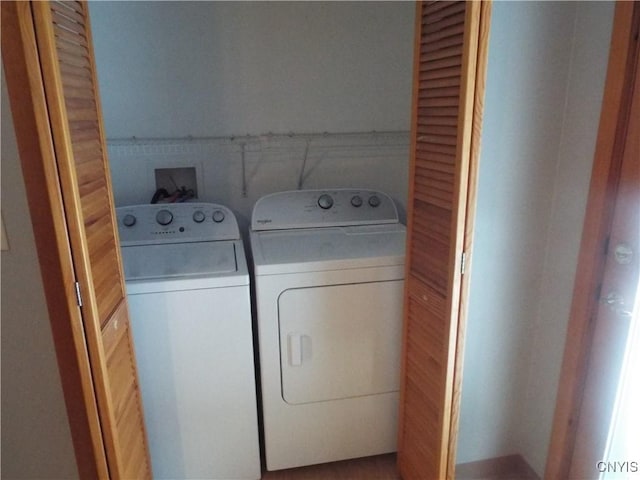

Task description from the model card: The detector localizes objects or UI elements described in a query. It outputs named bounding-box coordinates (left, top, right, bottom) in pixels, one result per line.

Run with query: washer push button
left=317, top=194, right=334, bottom=210
left=156, top=209, right=173, bottom=225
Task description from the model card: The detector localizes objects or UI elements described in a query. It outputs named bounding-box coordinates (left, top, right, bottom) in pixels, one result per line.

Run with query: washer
left=117, top=203, right=261, bottom=480
left=250, top=189, right=406, bottom=471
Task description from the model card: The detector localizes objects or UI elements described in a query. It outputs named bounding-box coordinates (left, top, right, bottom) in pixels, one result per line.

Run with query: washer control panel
left=251, top=189, right=399, bottom=231
left=117, top=203, right=239, bottom=246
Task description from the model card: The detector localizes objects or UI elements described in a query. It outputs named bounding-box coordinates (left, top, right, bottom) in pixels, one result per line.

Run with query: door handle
left=288, top=333, right=312, bottom=367
left=601, top=291, right=633, bottom=318
left=288, top=333, right=303, bottom=366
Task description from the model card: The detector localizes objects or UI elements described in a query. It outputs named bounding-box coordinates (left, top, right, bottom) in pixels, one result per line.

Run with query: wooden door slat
left=421, top=80, right=462, bottom=94
left=420, top=44, right=464, bottom=64
left=60, top=61, right=91, bottom=80
left=418, top=105, right=460, bottom=117
left=417, top=141, right=457, bottom=155
left=70, top=120, right=100, bottom=141
left=51, top=11, right=85, bottom=36
left=51, top=1, right=85, bottom=25
left=412, top=219, right=451, bottom=246
left=418, top=115, right=459, bottom=127
left=61, top=71, right=93, bottom=89
left=421, top=33, right=465, bottom=54
left=69, top=136, right=102, bottom=154
left=420, top=65, right=463, bottom=82
left=423, top=22, right=465, bottom=43
left=55, top=32, right=89, bottom=57
left=412, top=221, right=451, bottom=248
left=64, top=86, right=95, bottom=101
left=417, top=151, right=458, bottom=169
left=423, top=1, right=458, bottom=16
left=53, top=24, right=89, bottom=49
left=420, top=54, right=462, bottom=73
left=416, top=166, right=454, bottom=182
left=52, top=0, right=84, bottom=15
left=419, top=85, right=461, bottom=100
left=423, top=11, right=465, bottom=32
left=415, top=176, right=455, bottom=196
left=76, top=160, right=104, bottom=187
left=418, top=96, right=460, bottom=109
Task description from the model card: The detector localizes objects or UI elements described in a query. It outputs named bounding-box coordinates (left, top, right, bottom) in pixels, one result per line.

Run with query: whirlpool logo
left=256, top=219, right=272, bottom=225
left=597, top=461, right=639, bottom=474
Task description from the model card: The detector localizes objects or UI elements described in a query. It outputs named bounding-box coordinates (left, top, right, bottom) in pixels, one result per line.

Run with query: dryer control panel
left=117, top=203, right=240, bottom=246
left=251, top=189, right=399, bottom=231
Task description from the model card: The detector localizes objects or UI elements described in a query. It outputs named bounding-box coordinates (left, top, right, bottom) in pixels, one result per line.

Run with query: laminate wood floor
left=260, top=453, right=540, bottom=480
left=261, top=454, right=400, bottom=480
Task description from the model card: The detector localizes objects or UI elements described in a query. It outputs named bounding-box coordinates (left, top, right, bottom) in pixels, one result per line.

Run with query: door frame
left=545, top=2, right=640, bottom=478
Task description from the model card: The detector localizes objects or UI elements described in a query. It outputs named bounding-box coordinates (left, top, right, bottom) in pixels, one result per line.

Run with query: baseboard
left=456, top=454, right=540, bottom=479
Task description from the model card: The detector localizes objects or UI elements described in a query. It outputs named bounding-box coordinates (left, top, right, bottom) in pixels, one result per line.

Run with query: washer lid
left=250, top=224, right=406, bottom=275
left=122, top=241, right=237, bottom=281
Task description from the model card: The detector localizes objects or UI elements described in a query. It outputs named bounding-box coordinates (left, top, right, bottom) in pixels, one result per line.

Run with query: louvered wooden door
left=398, top=2, right=491, bottom=479
left=29, top=2, right=152, bottom=478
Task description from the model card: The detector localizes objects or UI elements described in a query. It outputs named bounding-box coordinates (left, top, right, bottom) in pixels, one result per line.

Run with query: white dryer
left=117, top=203, right=261, bottom=480
left=250, top=189, right=406, bottom=471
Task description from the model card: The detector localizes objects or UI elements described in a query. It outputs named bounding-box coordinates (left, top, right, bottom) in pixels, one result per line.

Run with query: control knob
left=368, top=195, right=381, bottom=208
left=318, top=194, right=334, bottom=210
left=212, top=210, right=225, bottom=223
left=122, top=214, right=136, bottom=227
left=351, top=195, right=363, bottom=208
left=193, top=211, right=206, bottom=223
left=156, top=209, right=173, bottom=226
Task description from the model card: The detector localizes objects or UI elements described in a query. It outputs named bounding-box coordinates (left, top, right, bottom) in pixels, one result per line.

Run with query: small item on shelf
left=150, top=187, right=195, bottom=204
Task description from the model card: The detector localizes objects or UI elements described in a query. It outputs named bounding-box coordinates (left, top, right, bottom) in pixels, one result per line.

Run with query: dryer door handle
left=287, top=333, right=311, bottom=367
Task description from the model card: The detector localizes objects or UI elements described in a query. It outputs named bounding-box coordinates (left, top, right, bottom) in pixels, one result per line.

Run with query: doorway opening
left=601, top=277, right=640, bottom=479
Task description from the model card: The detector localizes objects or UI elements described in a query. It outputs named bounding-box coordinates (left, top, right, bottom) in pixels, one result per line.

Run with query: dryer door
left=279, top=280, right=403, bottom=405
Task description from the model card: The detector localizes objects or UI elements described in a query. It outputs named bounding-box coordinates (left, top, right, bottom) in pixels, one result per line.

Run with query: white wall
left=517, top=2, right=614, bottom=472
left=89, top=1, right=415, bottom=225
left=90, top=1, right=415, bottom=138
left=457, top=1, right=614, bottom=475
left=1, top=67, right=79, bottom=479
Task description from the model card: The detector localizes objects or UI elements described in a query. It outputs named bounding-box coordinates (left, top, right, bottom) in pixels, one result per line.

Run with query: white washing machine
left=117, top=203, right=261, bottom=480
left=250, top=189, right=406, bottom=471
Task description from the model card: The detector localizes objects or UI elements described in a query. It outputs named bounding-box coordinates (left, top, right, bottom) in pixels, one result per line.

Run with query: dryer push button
left=213, top=210, right=226, bottom=223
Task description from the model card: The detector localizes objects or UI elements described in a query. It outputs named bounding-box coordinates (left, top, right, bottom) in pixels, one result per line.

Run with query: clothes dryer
left=117, top=203, right=260, bottom=480
left=250, top=189, right=406, bottom=471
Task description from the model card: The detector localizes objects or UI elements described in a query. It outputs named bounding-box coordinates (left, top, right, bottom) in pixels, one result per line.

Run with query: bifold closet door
left=2, top=1, right=152, bottom=478
left=398, top=2, right=491, bottom=479
left=32, top=2, right=152, bottom=477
